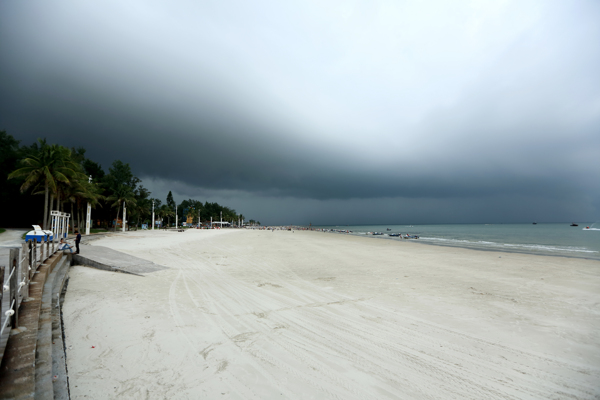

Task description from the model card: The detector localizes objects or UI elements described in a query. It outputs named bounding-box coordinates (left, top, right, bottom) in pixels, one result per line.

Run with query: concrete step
left=0, top=252, right=67, bottom=400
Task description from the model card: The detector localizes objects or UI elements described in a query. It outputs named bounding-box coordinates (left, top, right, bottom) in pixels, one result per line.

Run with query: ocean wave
left=419, top=237, right=598, bottom=254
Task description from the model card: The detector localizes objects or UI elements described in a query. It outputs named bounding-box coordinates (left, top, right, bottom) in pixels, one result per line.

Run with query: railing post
left=26, top=241, right=31, bottom=279
left=28, top=241, right=35, bottom=279
left=47, top=236, right=51, bottom=257
left=9, top=248, right=20, bottom=329
left=31, top=241, right=37, bottom=274
left=22, top=243, right=29, bottom=299
left=0, top=265, right=4, bottom=331
left=40, top=237, right=45, bottom=263
left=8, top=251, right=18, bottom=329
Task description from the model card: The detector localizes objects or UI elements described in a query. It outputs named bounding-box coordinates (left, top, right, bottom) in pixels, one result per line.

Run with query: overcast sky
left=1, top=0, right=599, bottom=225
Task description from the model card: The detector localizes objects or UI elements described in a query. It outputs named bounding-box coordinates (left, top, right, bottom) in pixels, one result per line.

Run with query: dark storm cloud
left=1, top=0, right=599, bottom=224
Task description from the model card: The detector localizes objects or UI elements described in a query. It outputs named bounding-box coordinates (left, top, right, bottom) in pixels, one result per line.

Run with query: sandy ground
left=63, top=229, right=600, bottom=399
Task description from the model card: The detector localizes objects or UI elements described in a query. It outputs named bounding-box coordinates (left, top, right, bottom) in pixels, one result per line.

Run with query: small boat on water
left=532, top=222, right=537, bottom=225
left=372, top=232, right=384, bottom=236
left=571, top=223, right=579, bottom=227
left=386, top=228, right=391, bottom=231
left=388, top=233, right=401, bottom=237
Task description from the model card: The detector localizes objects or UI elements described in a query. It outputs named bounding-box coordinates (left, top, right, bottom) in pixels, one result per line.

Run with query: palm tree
left=158, top=204, right=174, bottom=227
left=131, top=186, right=151, bottom=228
left=9, top=140, right=82, bottom=229
left=106, top=185, right=137, bottom=231
left=69, top=178, right=104, bottom=232
left=131, top=197, right=151, bottom=228
left=186, top=206, right=196, bottom=226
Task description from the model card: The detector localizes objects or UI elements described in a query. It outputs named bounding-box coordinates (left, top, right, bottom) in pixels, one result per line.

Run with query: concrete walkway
left=0, top=229, right=27, bottom=260
left=72, top=245, right=167, bottom=276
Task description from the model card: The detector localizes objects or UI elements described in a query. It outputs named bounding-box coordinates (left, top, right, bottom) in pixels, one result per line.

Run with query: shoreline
left=311, top=224, right=600, bottom=261
left=343, top=232, right=600, bottom=261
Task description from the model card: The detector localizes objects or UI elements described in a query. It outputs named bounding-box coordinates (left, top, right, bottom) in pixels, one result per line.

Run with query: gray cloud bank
left=1, top=0, right=599, bottom=224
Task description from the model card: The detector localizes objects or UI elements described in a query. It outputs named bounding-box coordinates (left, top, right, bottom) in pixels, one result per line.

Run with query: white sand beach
left=63, top=229, right=600, bottom=399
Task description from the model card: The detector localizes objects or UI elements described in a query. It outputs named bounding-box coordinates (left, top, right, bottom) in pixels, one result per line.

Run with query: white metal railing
left=1, top=237, right=60, bottom=339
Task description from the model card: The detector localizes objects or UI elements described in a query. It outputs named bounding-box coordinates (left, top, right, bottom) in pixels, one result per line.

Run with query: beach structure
left=211, top=221, right=230, bottom=227
left=50, top=210, right=70, bottom=240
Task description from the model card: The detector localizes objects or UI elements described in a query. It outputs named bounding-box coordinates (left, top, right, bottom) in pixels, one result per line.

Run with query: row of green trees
left=171, top=197, right=256, bottom=226
left=1, top=131, right=256, bottom=230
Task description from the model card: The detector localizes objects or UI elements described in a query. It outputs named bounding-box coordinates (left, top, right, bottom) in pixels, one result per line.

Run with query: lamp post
left=152, top=199, right=155, bottom=231
left=122, top=201, right=126, bottom=233
left=175, top=203, right=178, bottom=229
left=220, top=211, right=222, bottom=228
left=86, top=175, right=92, bottom=235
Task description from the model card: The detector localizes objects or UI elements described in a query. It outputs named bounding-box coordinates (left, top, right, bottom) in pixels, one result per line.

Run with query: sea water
left=314, top=223, right=600, bottom=260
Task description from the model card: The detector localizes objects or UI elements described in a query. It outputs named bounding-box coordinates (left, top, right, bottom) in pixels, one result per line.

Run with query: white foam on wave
left=419, top=237, right=598, bottom=254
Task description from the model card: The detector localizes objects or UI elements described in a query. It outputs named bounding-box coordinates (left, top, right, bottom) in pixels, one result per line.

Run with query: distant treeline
left=0, top=131, right=256, bottom=229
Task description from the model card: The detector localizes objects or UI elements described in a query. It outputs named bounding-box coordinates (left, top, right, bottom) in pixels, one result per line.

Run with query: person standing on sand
left=75, top=229, right=81, bottom=254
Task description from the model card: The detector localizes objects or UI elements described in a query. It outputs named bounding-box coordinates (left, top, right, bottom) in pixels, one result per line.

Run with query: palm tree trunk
left=115, top=207, right=121, bottom=232
left=71, top=202, right=75, bottom=234
left=48, top=194, right=55, bottom=230
left=51, top=196, right=55, bottom=225
left=43, top=182, right=49, bottom=230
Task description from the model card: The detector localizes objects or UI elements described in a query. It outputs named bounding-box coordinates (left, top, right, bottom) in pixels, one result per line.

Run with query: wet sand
left=63, top=229, right=600, bottom=399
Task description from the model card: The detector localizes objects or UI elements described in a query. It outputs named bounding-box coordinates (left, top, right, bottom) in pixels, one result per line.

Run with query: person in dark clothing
left=75, top=229, right=81, bottom=254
